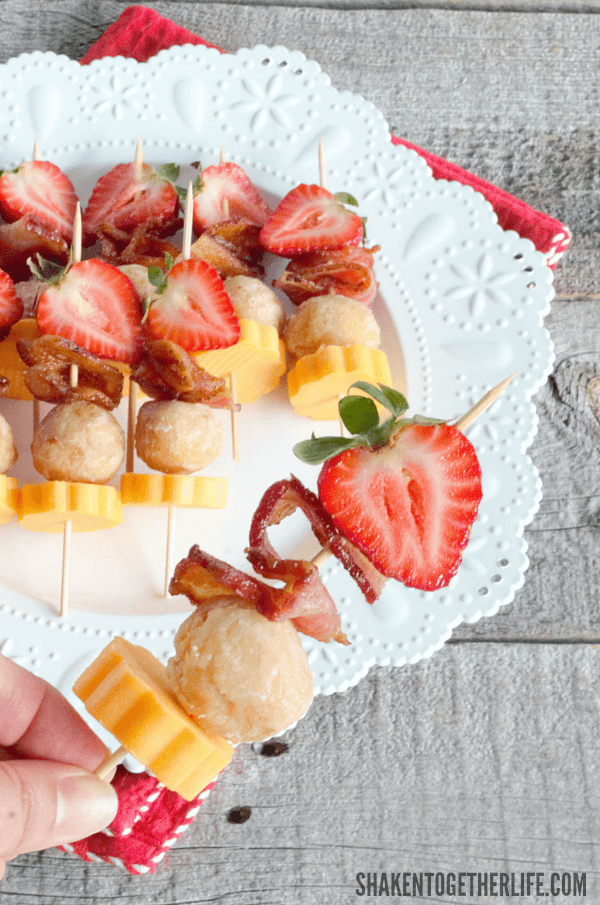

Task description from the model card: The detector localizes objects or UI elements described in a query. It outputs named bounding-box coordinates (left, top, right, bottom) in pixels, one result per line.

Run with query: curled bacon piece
left=131, top=340, right=237, bottom=408
left=170, top=546, right=264, bottom=607
left=170, top=545, right=347, bottom=646
left=190, top=221, right=264, bottom=279
left=98, top=217, right=183, bottom=269
left=17, top=334, right=124, bottom=409
left=247, top=475, right=387, bottom=605
left=273, top=245, right=380, bottom=307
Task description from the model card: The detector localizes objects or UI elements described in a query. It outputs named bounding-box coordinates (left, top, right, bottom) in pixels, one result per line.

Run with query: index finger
left=0, top=654, right=110, bottom=771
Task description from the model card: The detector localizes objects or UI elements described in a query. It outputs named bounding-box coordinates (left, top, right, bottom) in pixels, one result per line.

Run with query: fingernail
left=55, top=770, right=119, bottom=842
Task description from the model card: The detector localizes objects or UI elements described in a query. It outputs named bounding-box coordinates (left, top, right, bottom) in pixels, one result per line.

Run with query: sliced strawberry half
left=0, top=268, right=23, bottom=340
left=145, top=259, right=240, bottom=352
left=82, top=162, right=180, bottom=245
left=274, top=244, right=379, bottom=306
left=36, top=260, right=144, bottom=364
left=0, top=161, right=78, bottom=243
left=260, top=184, right=363, bottom=257
left=192, top=163, right=272, bottom=233
left=317, top=424, right=482, bottom=591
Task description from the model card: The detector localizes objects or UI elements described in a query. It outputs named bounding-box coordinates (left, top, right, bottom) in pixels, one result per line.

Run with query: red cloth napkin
left=58, top=767, right=219, bottom=873
left=80, top=5, right=571, bottom=268
left=64, top=4, right=571, bottom=876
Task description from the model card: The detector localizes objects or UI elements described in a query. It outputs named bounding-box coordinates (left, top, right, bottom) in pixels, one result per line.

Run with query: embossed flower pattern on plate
left=444, top=253, right=518, bottom=316
left=231, top=74, right=302, bottom=132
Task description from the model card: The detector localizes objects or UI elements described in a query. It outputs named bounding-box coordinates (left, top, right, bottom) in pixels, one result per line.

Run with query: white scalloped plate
left=0, top=46, right=554, bottom=712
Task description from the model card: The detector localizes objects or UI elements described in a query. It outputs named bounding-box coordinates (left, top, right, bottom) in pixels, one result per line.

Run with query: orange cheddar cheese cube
left=73, top=637, right=234, bottom=801
left=0, top=475, right=18, bottom=523
left=120, top=473, right=227, bottom=509
left=193, top=319, right=286, bottom=404
left=288, top=344, right=393, bottom=421
left=18, top=481, right=123, bottom=532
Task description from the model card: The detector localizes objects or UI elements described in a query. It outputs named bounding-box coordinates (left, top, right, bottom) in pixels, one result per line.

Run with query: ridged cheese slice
left=288, top=344, right=393, bottom=420
left=18, top=481, right=123, bottom=532
left=0, top=475, right=18, bottom=524
left=73, top=637, right=234, bottom=801
left=120, top=473, right=227, bottom=509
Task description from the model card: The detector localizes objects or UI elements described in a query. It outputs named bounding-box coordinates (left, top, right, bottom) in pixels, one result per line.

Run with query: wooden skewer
left=230, top=371, right=240, bottom=462
left=164, top=503, right=176, bottom=598
left=310, top=373, right=516, bottom=570
left=95, top=744, right=128, bottom=781
left=318, top=138, right=327, bottom=191
left=455, top=372, right=516, bottom=432
left=318, top=144, right=344, bottom=435
left=134, top=135, right=144, bottom=182
left=182, top=182, right=194, bottom=262
left=31, top=137, right=42, bottom=431
left=71, top=202, right=82, bottom=265
left=60, top=360, right=79, bottom=619
left=126, top=380, right=137, bottom=473
left=217, top=152, right=239, bottom=459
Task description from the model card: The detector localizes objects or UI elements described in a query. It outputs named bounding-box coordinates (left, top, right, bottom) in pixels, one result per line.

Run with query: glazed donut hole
left=32, top=400, right=124, bottom=483
left=135, top=400, right=224, bottom=475
left=0, top=413, right=17, bottom=474
left=119, top=264, right=155, bottom=303
left=167, top=600, right=314, bottom=744
left=284, top=293, right=381, bottom=358
left=224, top=275, right=286, bottom=333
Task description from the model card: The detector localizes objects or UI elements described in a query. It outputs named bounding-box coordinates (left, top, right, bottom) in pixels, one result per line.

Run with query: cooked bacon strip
left=98, top=218, right=182, bottom=269
left=17, top=334, right=124, bottom=409
left=131, top=340, right=237, bottom=408
left=190, top=220, right=264, bottom=279
left=273, top=245, right=380, bottom=307
left=247, top=475, right=387, bottom=604
left=0, top=214, right=69, bottom=282
left=170, top=545, right=347, bottom=645
left=170, top=546, right=264, bottom=605
left=256, top=570, right=347, bottom=645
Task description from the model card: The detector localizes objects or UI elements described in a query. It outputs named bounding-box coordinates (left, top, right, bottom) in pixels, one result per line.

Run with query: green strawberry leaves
left=143, top=253, right=176, bottom=321
left=156, top=163, right=181, bottom=184
left=293, top=382, right=445, bottom=465
left=27, top=253, right=66, bottom=286
left=293, top=434, right=360, bottom=466
left=334, top=191, right=359, bottom=207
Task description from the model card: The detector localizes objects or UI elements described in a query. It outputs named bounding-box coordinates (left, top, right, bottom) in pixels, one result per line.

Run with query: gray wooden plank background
left=1, top=3, right=600, bottom=903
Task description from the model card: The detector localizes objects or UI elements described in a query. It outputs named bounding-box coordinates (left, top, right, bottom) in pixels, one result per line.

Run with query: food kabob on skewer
left=17, top=203, right=145, bottom=617
left=262, top=142, right=390, bottom=421
left=119, top=183, right=233, bottom=597
left=0, top=139, right=78, bottom=407
left=72, top=375, right=513, bottom=798
left=185, top=153, right=287, bottom=415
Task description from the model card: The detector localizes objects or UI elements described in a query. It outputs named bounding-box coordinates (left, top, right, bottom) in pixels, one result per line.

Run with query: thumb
left=0, top=760, right=118, bottom=862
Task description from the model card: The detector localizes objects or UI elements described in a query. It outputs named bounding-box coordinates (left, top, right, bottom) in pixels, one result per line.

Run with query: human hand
left=0, top=653, right=118, bottom=878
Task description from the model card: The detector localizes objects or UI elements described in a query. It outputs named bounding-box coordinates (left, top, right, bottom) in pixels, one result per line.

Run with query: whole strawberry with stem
left=294, top=383, right=483, bottom=591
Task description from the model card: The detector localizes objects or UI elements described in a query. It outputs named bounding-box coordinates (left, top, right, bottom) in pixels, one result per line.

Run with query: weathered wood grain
left=5, top=644, right=600, bottom=903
